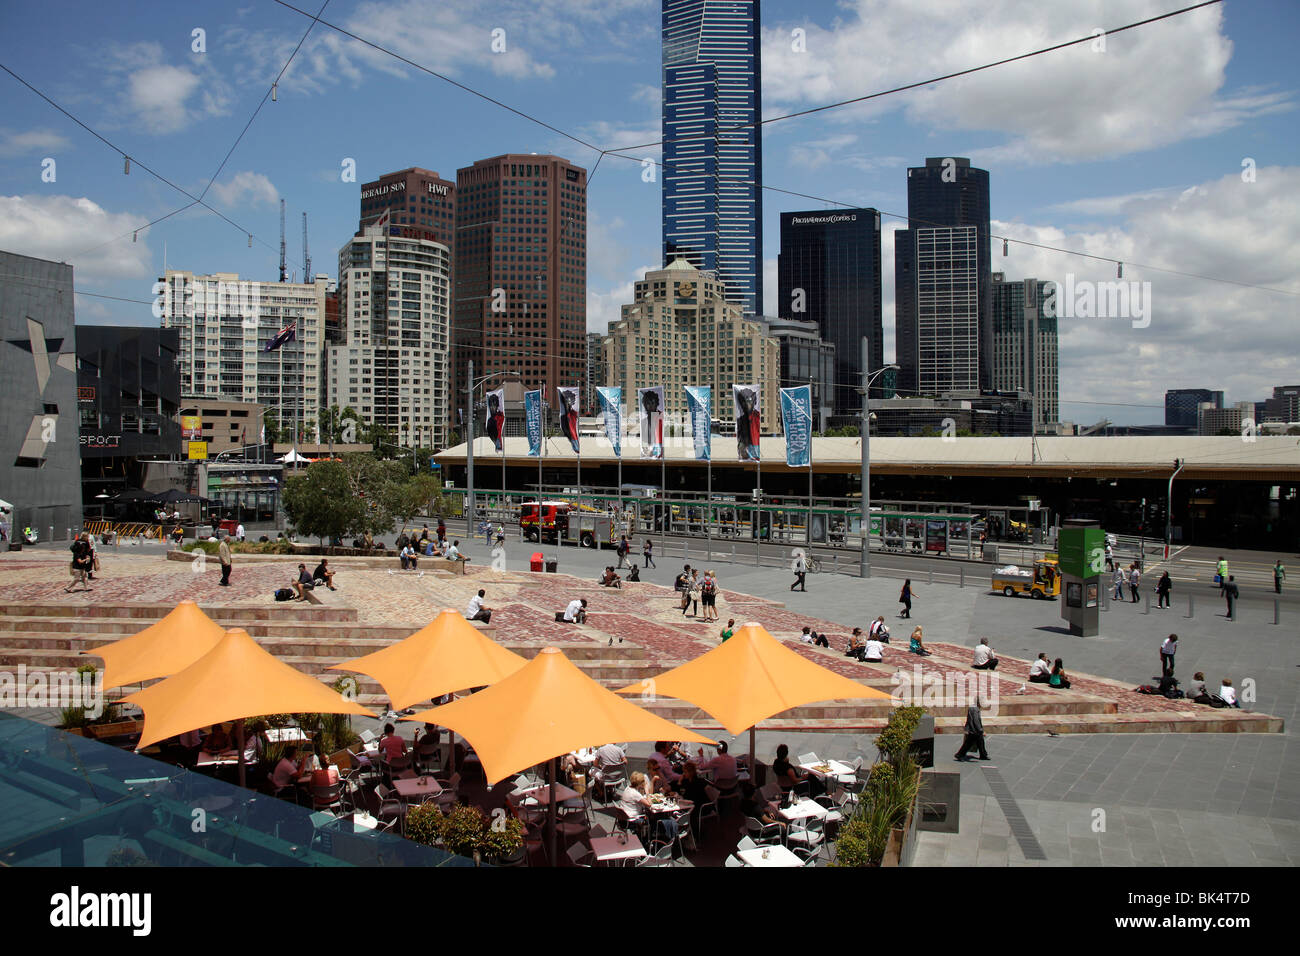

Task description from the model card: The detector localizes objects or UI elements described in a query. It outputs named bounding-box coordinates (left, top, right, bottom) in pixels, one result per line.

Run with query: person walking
left=899, top=579, right=912, bottom=619
left=683, top=569, right=701, bottom=618
left=1274, top=560, right=1286, bottom=594
left=1129, top=563, right=1141, bottom=603
left=218, top=534, right=232, bottom=586
left=700, top=569, right=719, bottom=621
left=1216, top=556, right=1228, bottom=594
left=953, top=699, right=989, bottom=761
left=1160, top=633, right=1178, bottom=678
left=66, top=534, right=92, bottom=593
left=642, top=538, right=655, bottom=569
left=790, top=551, right=807, bottom=592
left=1113, top=564, right=1125, bottom=601
left=615, top=535, right=630, bottom=569
left=1224, top=575, right=1239, bottom=620
left=1104, top=542, right=1114, bottom=571
left=1156, top=571, right=1172, bottom=609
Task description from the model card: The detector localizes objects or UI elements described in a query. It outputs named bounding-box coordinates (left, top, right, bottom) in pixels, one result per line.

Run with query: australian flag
left=265, top=321, right=296, bottom=352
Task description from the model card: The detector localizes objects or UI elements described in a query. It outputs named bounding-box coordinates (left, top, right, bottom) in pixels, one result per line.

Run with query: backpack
left=1135, top=684, right=1159, bottom=695
left=274, top=588, right=294, bottom=601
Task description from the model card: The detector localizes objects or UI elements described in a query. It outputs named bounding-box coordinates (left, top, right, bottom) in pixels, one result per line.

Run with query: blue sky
left=2, top=0, right=1297, bottom=425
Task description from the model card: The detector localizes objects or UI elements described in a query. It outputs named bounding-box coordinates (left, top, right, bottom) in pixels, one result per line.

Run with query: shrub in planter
left=875, top=705, right=924, bottom=766
left=403, top=802, right=444, bottom=848
left=480, top=815, right=524, bottom=862
left=439, top=804, right=489, bottom=859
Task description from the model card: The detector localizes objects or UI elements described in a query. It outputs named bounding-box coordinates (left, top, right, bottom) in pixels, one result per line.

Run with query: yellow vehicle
left=991, top=559, right=1061, bottom=599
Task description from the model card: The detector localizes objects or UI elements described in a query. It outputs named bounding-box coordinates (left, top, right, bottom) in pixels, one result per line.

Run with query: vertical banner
left=556, top=385, right=580, bottom=454
left=638, top=386, right=665, bottom=459
left=685, top=385, right=712, bottom=461
left=733, top=384, right=762, bottom=461
left=524, top=389, right=543, bottom=457
left=484, top=388, right=506, bottom=452
left=780, top=385, right=813, bottom=467
left=597, top=386, right=623, bottom=458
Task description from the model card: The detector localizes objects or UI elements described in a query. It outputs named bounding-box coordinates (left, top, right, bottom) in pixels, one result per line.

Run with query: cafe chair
left=565, top=842, right=594, bottom=867
left=311, top=780, right=345, bottom=814
left=797, top=752, right=819, bottom=765
left=433, top=772, right=461, bottom=810
left=636, top=844, right=677, bottom=868
left=375, top=784, right=408, bottom=835
left=743, top=816, right=782, bottom=846
left=787, top=816, right=827, bottom=860
left=725, top=854, right=748, bottom=867
left=697, top=786, right=721, bottom=837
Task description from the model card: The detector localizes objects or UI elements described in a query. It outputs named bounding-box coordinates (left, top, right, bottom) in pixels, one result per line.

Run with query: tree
left=384, top=474, right=447, bottom=535
left=282, top=460, right=365, bottom=544
left=320, top=405, right=364, bottom=444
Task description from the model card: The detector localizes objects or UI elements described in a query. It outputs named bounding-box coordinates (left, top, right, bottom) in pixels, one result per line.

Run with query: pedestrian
left=899, top=579, right=912, bottom=618
left=719, top=618, right=735, bottom=642
left=436, top=518, right=446, bottom=546
left=1104, top=543, right=1114, bottom=571
left=1274, top=560, right=1286, bottom=594
left=1113, top=564, right=1127, bottom=601
left=674, top=565, right=692, bottom=613
left=218, top=533, right=232, bottom=586
left=1216, top=556, right=1228, bottom=594
left=683, top=569, right=701, bottom=618
left=1156, top=571, right=1172, bottom=609
left=1129, top=563, right=1141, bottom=603
left=1224, top=575, right=1239, bottom=619
left=66, top=534, right=92, bottom=593
left=1160, top=634, right=1177, bottom=678
left=643, top=538, right=655, bottom=568
left=790, top=551, right=807, bottom=592
left=700, top=569, right=718, bottom=621
left=616, top=535, right=630, bottom=569
left=236, top=522, right=245, bottom=543
left=953, top=699, right=989, bottom=761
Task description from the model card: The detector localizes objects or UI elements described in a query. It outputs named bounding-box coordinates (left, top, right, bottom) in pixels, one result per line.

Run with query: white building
left=326, top=223, right=451, bottom=450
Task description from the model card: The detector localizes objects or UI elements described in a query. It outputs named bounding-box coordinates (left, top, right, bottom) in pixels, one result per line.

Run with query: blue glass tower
left=662, top=0, right=763, bottom=316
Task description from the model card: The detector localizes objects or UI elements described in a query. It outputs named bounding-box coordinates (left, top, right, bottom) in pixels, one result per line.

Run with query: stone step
left=0, top=616, right=486, bottom=643
left=0, top=602, right=359, bottom=623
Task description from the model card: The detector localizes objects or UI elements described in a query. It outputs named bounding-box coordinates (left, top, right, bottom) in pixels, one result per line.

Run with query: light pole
left=1164, top=458, right=1184, bottom=560
left=857, top=341, right=899, bottom=579
left=465, top=361, right=513, bottom=536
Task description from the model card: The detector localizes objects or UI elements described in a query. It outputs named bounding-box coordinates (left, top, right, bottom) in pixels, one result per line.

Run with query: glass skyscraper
left=992, top=273, right=1059, bottom=429
left=662, top=0, right=763, bottom=315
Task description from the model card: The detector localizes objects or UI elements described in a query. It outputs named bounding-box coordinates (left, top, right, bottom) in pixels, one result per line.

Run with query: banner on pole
left=524, top=389, right=543, bottom=457
left=484, top=388, right=506, bottom=452
left=556, top=385, right=580, bottom=454
left=638, top=386, right=665, bottom=459
left=685, top=385, right=712, bottom=461
left=780, top=385, right=813, bottom=468
left=597, top=386, right=623, bottom=458
left=733, top=384, right=761, bottom=461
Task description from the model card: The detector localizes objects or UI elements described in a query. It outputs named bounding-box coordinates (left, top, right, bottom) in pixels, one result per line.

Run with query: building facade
left=911, top=226, right=981, bottom=395
left=1198, top=401, right=1254, bottom=436
left=585, top=331, right=606, bottom=415
left=776, top=209, right=882, bottom=411
left=761, top=316, right=835, bottom=433
left=327, top=222, right=452, bottom=450
left=454, top=154, right=587, bottom=431
left=662, top=0, right=763, bottom=315
left=160, top=270, right=327, bottom=443
left=0, top=250, right=83, bottom=537
left=358, top=167, right=456, bottom=253
left=177, top=399, right=263, bottom=456
left=895, top=157, right=992, bottom=395
left=602, top=260, right=779, bottom=431
left=1166, top=388, right=1223, bottom=429
left=992, top=273, right=1059, bottom=430
left=1262, top=385, right=1300, bottom=424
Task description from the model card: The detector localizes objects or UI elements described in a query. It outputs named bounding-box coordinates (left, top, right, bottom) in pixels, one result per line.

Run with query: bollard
left=960, top=565, right=964, bottom=588
left=1188, top=593, right=1194, bottom=619
left=731, top=540, right=735, bottom=564
left=1275, top=599, right=1280, bottom=626
left=833, top=553, right=838, bottom=574
left=928, top=569, right=933, bottom=587
left=1144, top=593, right=1150, bottom=615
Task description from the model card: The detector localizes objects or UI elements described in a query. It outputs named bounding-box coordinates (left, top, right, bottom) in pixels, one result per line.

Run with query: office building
left=602, top=259, right=778, bottom=430
left=0, top=250, right=83, bottom=536
left=1262, top=385, right=1300, bottom=424
left=160, top=270, right=327, bottom=443
left=895, top=157, right=992, bottom=394
left=761, top=316, right=835, bottom=433
left=358, top=167, right=456, bottom=253
left=992, top=273, right=1058, bottom=430
left=453, top=154, right=587, bottom=425
left=662, top=0, right=763, bottom=314
left=866, top=394, right=1033, bottom=437
left=585, top=331, right=606, bottom=415
left=777, top=209, right=882, bottom=412
left=1198, top=401, right=1254, bottom=436
left=176, top=399, right=263, bottom=456
left=327, top=221, right=452, bottom=450
left=1165, top=388, right=1223, bottom=429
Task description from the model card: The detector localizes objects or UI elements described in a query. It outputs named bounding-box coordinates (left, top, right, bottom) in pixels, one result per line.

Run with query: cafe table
left=737, top=844, right=803, bottom=867
left=520, top=783, right=580, bottom=806
left=590, top=833, right=647, bottom=865
left=797, top=758, right=855, bottom=786
left=393, top=777, right=443, bottom=802
left=778, top=798, right=828, bottom=822
left=194, top=750, right=242, bottom=768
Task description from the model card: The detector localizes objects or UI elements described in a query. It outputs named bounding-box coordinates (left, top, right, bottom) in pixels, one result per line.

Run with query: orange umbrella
left=616, top=621, right=895, bottom=764
left=405, top=646, right=714, bottom=863
left=124, top=628, right=371, bottom=786
left=327, top=608, right=526, bottom=710
left=87, top=600, right=226, bottom=692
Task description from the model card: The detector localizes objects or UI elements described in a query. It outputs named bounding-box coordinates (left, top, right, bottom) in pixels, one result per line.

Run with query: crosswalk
left=1146, top=556, right=1283, bottom=589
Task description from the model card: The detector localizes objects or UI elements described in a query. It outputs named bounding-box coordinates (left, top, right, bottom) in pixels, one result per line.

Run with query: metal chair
left=725, top=854, right=748, bottom=867
left=736, top=835, right=758, bottom=852
left=797, top=751, right=819, bottom=765
left=565, top=842, right=594, bottom=867
left=697, top=785, right=721, bottom=837
left=787, top=815, right=827, bottom=860
left=375, top=784, right=407, bottom=835
left=310, top=780, right=345, bottom=813
left=743, top=815, right=782, bottom=846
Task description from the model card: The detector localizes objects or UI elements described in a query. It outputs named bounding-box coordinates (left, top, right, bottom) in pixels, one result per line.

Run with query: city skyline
left=1, top=0, right=1297, bottom=425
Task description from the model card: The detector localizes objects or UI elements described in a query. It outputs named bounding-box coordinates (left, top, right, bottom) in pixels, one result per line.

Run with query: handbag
left=1213, top=573, right=1221, bottom=584
left=92, top=556, right=101, bottom=571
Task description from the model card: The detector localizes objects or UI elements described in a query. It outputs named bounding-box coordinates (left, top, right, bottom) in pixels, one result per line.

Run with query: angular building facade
left=761, top=316, right=835, bottom=433
left=1165, top=388, right=1223, bottom=429
left=992, top=273, right=1059, bottom=430
left=662, top=0, right=763, bottom=315
left=912, top=226, right=981, bottom=395
left=454, top=154, right=587, bottom=430
left=358, top=166, right=456, bottom=252
left=777, top=208, right=882, bottom=412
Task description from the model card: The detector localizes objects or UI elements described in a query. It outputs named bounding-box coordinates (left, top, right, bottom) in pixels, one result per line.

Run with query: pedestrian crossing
left=1144, top=557, right=1283, bottom=589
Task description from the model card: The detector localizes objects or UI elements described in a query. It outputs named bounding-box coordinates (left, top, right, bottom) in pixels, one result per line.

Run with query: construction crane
left=278, top=198, right=287, bottom=283
left=302, top=212, right=311, bottom=280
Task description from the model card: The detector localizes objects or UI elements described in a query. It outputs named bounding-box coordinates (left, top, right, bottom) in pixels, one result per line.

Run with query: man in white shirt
left=466, top=589, right=491, bottom=623
left=1218, top=679, right=1238, bottom=708
left=799, top=626, right=815, bottom=644
left=444, top=540, right=463, bottom=560
left=1159, top=634, right=1177, bottom=677
left=1113, top=565, right=1126, bottom=600
left=1028, top=653, right=1052, bottom=683
left=1129, top=565, right=1141, bottom=603
left=863, top=637, right=885, bottom=662
left=563, top=598, right=587, bottom=623
left=236, top=522, right=245, bottom=542
left=972, top=638, right=999, bottom=670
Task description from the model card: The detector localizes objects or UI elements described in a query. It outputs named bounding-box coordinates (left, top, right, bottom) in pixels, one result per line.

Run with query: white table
left=393, top=777, right=443, bottom=801
left=778, top=798, right=828, bottom=822
left=798, top=759, right=855, bottom=785
left=737, top=844, right=803, bottom=867
left=570, top=748, right=597, bottom=767
left=520, top=783, right=580, bottom=806
left=590, top=834, right=647, bottom=863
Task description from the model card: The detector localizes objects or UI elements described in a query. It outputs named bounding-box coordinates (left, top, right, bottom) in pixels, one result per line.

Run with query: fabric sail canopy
left=86, top=601, right=227, bottom=692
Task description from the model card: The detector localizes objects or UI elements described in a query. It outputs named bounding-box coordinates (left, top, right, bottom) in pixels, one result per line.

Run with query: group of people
left=1155, top=633, right=1241, bottom=708
left=290, top=559, right=336, bottom=599
left=674, top=565, right=720, bottom=621
left=1026, top=653, right=1073, bottom=688
left=399, top=530, right=462, bottom=570
left=845, top=617, right=890, bottom=662
left=614, top=535, right=656, bottom=570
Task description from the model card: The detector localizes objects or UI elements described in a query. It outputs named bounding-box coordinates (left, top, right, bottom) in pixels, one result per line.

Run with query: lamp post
left=1164, top=458, right=1184, bottom=561
left=857, top=342, right=899, bottom=579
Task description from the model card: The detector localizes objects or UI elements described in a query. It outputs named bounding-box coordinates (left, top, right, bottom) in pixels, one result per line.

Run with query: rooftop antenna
left=302, top=211, right=311, bottom=279
left=278, top=198, right=287, bottom=283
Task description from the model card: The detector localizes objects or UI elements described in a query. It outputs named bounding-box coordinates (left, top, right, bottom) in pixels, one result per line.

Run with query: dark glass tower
left=894, top=157, right=991, bottom=395
left=777, top=209, right=882, bottom=413
left=662, top=0, right=763, bottom=315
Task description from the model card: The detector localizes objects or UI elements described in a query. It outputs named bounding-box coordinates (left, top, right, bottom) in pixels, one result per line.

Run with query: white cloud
left=0, top=128, right=73, bottom=158
left=762, top=0, right=1295, bottom=164
left=99, top=42, right=232, bottom=135
left=0, top=194, right=152, bottom=280
left=209, top=171, right=280, bottom=208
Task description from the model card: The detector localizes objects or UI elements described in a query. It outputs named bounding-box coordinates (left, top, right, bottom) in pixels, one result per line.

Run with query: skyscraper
left=777, top=208, right=882, bottom=413
left=1165, top=388, right=1223, bottom=429
left=992, top=273, right=1059, bottom=430
left=894, top=157, right=992, bottom=395
left=662, top=0, right=763, bottom=315
left=453, top=154, right=587, bottom=420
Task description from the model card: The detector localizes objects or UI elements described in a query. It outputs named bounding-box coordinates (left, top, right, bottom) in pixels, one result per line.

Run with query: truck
left=519, top=501, right=631, bottom=548
left=991, top=559, right=1061, bottom=599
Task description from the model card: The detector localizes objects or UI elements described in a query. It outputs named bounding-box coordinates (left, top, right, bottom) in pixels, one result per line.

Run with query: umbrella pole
left=548, top=756, right=558, bottom=866
left=236, top=720, right=247, bottom=789
left=749, top=726, right=756, bottom=782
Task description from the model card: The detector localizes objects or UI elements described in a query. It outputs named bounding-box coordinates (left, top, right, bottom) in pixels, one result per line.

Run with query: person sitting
left=698, top=740, right=738, bottom=782
left=1028, top=653, right=1052, bottom=683
left=562, top=598, right=588, bottom=624
left=444, top=540, right=463, bottom=561
left=846, top=628, right=866, bottom=660
left=771, top=743, right=823, bottom=797
left=908, top=626, right=931, bottom=656
left=378, top=723, right=408, bottom=761
left=465, top=588, right=492, bottom=623
left=626, top=564, right=641, bottom=582
left=1216, top=678, right=1240, bottom=708
left=648, top=742, right=683, bottom=784
left=600, top=567, right=623, bottom=588
left=423, top=538, right=437, bottom=557
left=622, top=771, right=680, bottom=848
left=869, top=615, right=890, bottom=644
left=812, top=630, right=829, bottom=648
left=1186, top=672, right=1212, bottom=704
left=799, top=626, right=815, bottom=644
left=312, top=559, right=336, bottom=591
left=201, top=723, right=232, bottom=754
left=270, top=745, right=309, bottom=798
left=400, top=543, right=418, bottom=571
left=863, top=635, right=885, bottom=663
left=972, top=638, right=999, bottom=671
left=1048, top=658, right=1071, bottom=689
left=292, top=563, right=315, bottom=600
left=242, top=720, right=269, bottom=764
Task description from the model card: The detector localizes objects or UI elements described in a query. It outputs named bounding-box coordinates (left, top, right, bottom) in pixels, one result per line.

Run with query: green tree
left=385, top=473, right=447, bottom=535
left=282, top=460, right=365, bottom=544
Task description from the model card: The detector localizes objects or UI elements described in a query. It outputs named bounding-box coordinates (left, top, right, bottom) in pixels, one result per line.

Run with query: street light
left=854, top=341, right=899, bottom=579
